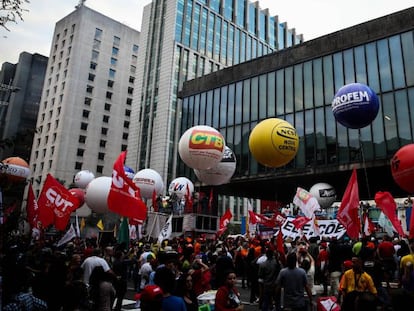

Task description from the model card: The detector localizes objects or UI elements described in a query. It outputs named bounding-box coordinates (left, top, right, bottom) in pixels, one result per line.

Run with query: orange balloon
left=1, top=157, right=30, bottom=183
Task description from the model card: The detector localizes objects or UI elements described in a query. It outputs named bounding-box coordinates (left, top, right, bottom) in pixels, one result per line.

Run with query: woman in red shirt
left=215, top=270, right=244, bottom=311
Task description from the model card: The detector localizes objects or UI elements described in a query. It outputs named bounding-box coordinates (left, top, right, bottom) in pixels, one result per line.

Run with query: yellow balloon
left=248, top=118, right=299, bottom=168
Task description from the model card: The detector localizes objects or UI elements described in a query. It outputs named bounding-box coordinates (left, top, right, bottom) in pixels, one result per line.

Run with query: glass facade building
left=127, top=0, right=302, bottom=188
left=179, top=8, right=414, bottom=204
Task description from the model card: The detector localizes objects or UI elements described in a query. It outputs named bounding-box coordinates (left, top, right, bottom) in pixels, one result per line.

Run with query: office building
left=179, top=8, right=414, bottom=219
left=29, top=4, right=140, bottom=194
left=0, top=52, right=48, bottom=161
left=127, top=0, right=303, bottom=188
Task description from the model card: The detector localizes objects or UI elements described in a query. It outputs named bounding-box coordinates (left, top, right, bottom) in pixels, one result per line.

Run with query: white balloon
left=309, top=182, right=337, bottom=209
left=74, top=170, right=95, bottom=189
left=194, top=146, right=236, bottom=185
left=84, top=176, right=111, bottom=213
left=133, top=168, right=164, bottom=199
left=168, top=177, right=194, bottom=200
left=178, top=125, right=226, bottom=170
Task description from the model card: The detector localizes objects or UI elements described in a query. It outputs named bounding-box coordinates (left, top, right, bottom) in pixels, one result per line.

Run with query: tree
left=1, top=0, right=30, bottom=31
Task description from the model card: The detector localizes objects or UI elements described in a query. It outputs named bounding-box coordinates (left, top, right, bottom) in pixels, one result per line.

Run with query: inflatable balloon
left=133, top=168, right=164, bottom=199
left=168, top=177, right=194, bottom=200
left=178, top=125, right=225, bottom=170
left=309, top=182, right=337, bottom=209
left=248, top=118, right=299, bottom=168
left=391, top=144, right=414, bottom=193
left=69, top=188, right=86, bottom=206
left=0, top=157, right=30, bottom=183
left=332, top=83, right=379, bottom=129
left=124, top=166, right=135, bottom=180
left=84, top=176, right=112, bottom=213
left=74, top=170, right=95, bottom=189
left=194, top=146, right=237, bottom=185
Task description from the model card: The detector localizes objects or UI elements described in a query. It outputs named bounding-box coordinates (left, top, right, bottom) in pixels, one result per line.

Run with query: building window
left=104, top=103, right=111, bottom=111
left=96, top=165, right=103, bottom=173
left=132, top=44, right=138, bottom=53
left=84, top=97, right=92, bottom=106
left=93, top=39, right=101, bottom=50
left=95, top=28, right=103, bottom=39
left=106, top=91, right=112, bottom=99
left=132, top=54, right=137, bottom=63
left=126, top=98, right=132, bottom=105
left=80, top=122, right=88, bottom=130
left=101, top=127, right=108, bottom=135
left=90, top=62, right=97, bottom=70
left=121, top=144, right=127, bottom=151
left=125, top=109, right=131, bottom=117
left=112, top=47, right=119, bottom=56
left=113, top=36, right=120, bottom=46
left=91, top=50, right=99, bottom=60
left=107, top=80, right=114, bottom=88
left=77, top=148, right=84, bottom=156
left=124, top=121, right=130, bottom=128
left=75, top=162, right=82, bottom=170
left=99, top=140, right=106, bottom=147
left=129, top=76, right=135, bottom=84
left=86, top=85, right=93, bottom=93
left=103, top=115, right=109, bottom=123
left=82, top=110, right=90, bottom=118
left=109, top=69, right=116, bottom=79
left=98, top=152, right=105, bottom=160
left=79, top=135, right=86, bottom=143
left=130, top=65, right=136, bottom=74
left=88, top=73, right=95, bottom=81
left=128, top=87, right=134, bottom=94
left=122, top=133, right=128, bottom=140
left=111, top=57, right=117, bottom=66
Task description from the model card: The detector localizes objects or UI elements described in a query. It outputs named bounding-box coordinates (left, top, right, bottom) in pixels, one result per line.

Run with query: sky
left=1, top=0, right=413, bottom=65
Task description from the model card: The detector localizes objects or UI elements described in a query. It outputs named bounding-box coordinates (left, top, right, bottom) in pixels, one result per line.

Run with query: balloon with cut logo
left=248, top=118, right=299, bottom=168
left=168, top=177, right=194, bottom=200
left=391, top=143, right=414, bottom=193
left=332, top=83, right=379, bottom=129
left=69, top=188, right=86, bottom=206
left=178, top=125, right=226, bottom=170
left=74, top=170, right=95, bottom=189
left=133, top=168, right=164, bottom=199
left=194, top=146, right=237, bottom=185
left=0, top=157, right=30, bottom=183
left=309, top=182, right=337, bottom=209
left=84, top=176, right=111, bottom=213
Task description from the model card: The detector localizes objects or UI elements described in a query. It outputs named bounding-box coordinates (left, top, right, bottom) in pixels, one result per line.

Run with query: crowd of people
left=1, top=232, right=414, bottom=311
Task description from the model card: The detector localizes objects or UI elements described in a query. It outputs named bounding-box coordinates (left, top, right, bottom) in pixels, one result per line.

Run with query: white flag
left=75, top=215, right=80, bottom=237
left=293, top=187, right=321, bottom=218
left=57, top=224, right=76, bottom=247
left=157, top=214, right=173, bottom=244
left=378, top=212, right=394, bottom=237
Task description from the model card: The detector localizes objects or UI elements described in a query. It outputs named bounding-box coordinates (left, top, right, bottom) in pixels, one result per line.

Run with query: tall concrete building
left=29, top=5, right=140, bottom=194
left=127, top=0, right=303, bottom=187
left=0, top=52, right=48, bottom=162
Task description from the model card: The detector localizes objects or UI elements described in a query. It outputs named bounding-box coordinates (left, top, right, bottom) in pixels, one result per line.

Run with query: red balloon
left=391, top=144, right=414, bottom=193
left=69, top=188, right=85, bottom=206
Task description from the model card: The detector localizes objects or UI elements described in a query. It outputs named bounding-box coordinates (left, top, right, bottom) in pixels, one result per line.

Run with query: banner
left=37, top=174, right=81, bottom=230
left=157, top=213, right=173, bottom=244
left=293, top=187, right=321, bottom=218
left=280, top=217, right=346, bottom=240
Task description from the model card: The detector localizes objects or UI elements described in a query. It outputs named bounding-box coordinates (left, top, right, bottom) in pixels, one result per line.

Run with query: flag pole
left=359, top=133, right=371, bottom=199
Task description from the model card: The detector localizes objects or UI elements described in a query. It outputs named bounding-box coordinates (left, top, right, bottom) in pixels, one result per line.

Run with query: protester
left=154, top=266, right=187, bottom=311
left=88, top=265, right=116, bottom=311
left=215, top=269, right=244, bottom=311
left=175, top=272, right=199, bottom=311
left=258, top=249, right=281, bottom=311
left=81, top=247, right=114, bottom=286
left=275, top=251, right=313, bottom=311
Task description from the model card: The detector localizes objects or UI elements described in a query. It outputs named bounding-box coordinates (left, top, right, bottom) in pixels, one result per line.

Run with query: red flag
left=363, top=213, right=376, bottom=237
left=107, top=151, right=147, bottom=221
left=248, top=210, right=259, bottom=224
left=276, top=230, right=286, bottom=265
left=374, top=191, right=405, bottom=237
left=217, top=208, right=232, bottom=236
left=37, top=174, right=81, bottom=231
left=185, top=183, right=193, bottom=213
left=208, top=188, right=213, bottom=212
left=409, top=202, right=414, bottom=239
left=337, top=168, right=360, bottom=239
left=152, top=190, right=158, bottom=212
left=292, top=216, right=311, bottom=229
left=26, top=182, right=39, bottom=229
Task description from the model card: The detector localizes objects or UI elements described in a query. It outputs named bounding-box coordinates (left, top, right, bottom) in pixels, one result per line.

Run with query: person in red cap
left=138, top=285, right=163, bottom=311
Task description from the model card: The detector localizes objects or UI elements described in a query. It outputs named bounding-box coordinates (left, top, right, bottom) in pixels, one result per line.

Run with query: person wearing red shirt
left=215, top=270, right=244, bottom=311
left=377, top=235, right=397, bottom=280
